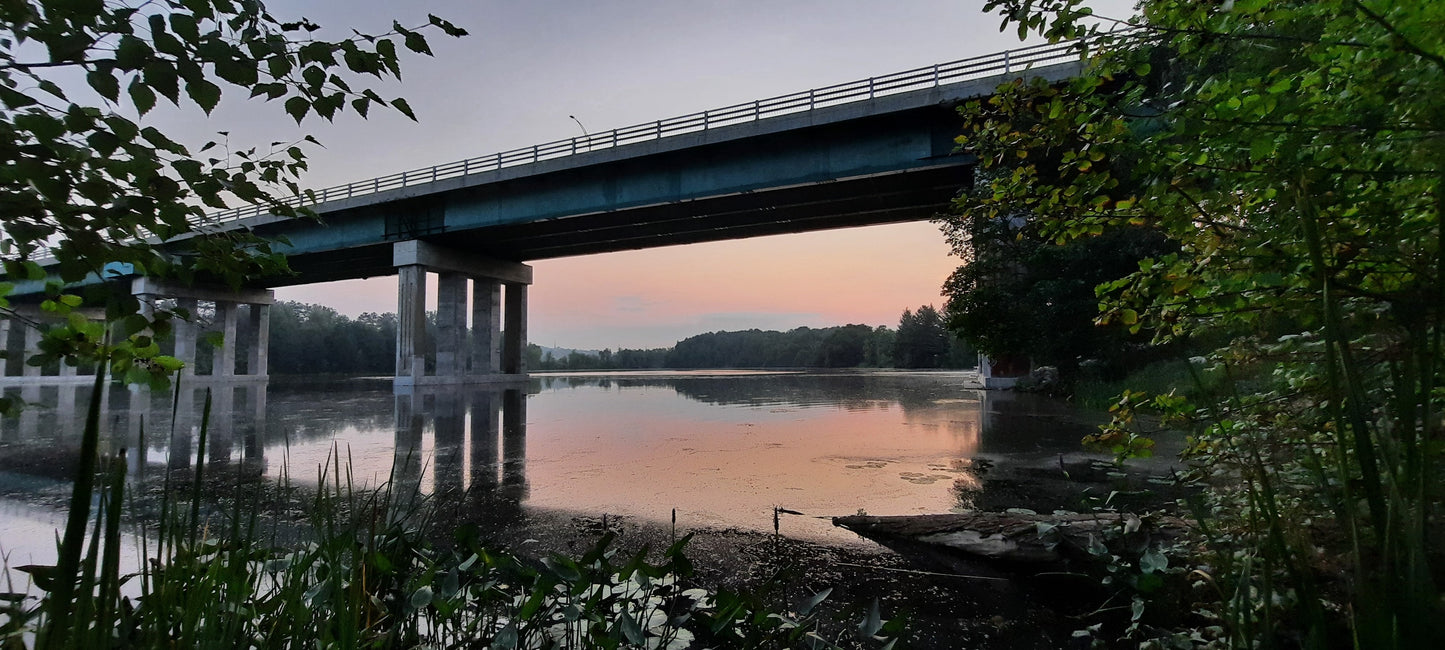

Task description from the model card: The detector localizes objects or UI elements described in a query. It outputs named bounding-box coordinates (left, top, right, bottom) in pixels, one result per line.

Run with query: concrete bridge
left=3, top=39, right=1089, bottom=386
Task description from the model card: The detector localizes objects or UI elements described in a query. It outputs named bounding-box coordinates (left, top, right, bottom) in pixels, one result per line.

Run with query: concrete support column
left=435, top=273, right=468, bottom=376
left=0, top=318, right=11, bottom=377
left=215, top=301, right=238, bottom=377
left=174, top=298, right=198, bottom=378
left=502, top=283, right=528, bottom=375
left=241, top=383, right=268, bottom=475
left=470, top=280, right=501, bottom=375
left=396, top=265, right=428, bottom=381
left=21, top=323, right=41, bottom=378
left=393, top=240, right=531, bottom=383
left=247, top=303, right=270, bottom=377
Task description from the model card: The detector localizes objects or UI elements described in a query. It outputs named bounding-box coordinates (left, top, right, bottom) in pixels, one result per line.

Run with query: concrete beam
left=392, top=240, right=532, bottom=285
left=130, top=278, right=274, bottom=306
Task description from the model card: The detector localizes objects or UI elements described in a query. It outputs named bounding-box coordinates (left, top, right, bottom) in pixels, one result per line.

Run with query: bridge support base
left=392, top=241, right=533, bottom=386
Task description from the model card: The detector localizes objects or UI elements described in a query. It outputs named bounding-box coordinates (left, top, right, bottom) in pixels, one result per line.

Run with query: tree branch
left=1349, top=0, right=1445, bottom=72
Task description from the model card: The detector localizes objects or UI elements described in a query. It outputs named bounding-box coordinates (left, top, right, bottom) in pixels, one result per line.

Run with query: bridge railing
left=205, top=35, right=1115, bottom=226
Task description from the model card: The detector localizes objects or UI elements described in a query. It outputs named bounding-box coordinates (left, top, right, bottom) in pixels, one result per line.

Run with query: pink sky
left=278, top=221, right=958, bottom=349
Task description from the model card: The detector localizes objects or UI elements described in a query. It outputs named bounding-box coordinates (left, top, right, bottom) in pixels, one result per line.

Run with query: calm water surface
left=0, top=370, right=1099, bottom=566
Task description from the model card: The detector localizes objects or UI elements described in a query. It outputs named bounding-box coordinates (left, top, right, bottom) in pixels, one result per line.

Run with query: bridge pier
left=131, top=278, right=274, bottom=380
left=0, top=305, right=105, bottom=383
left=392, top=241, right=532, bottom=386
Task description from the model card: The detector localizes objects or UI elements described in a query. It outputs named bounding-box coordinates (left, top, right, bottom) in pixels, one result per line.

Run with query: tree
left=892, top=305, right=950, bottom=368
left=0, top=0, right=465, bottom=389
left=941, top=211, right=1174, bottom=378
left=964, top=0, right=1443, bottom=645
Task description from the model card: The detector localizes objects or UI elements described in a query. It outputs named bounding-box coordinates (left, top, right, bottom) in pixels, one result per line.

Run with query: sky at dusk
left=162, top=0, right=1137, bottom=350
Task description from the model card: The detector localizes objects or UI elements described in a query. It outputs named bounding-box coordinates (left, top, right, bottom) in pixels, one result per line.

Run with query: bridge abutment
left=392, top=241, right=532, bottom=386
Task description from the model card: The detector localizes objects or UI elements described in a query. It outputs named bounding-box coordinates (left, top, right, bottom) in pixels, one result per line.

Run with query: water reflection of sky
left=0, top=370, right=1098, bottom=547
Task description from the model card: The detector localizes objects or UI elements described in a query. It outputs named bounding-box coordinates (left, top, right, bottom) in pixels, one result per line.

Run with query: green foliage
left=968, top=0, right=1445, bottom=646
left=940, top=212, right=1175, bottom=377
left=892, top=306, right=948, bottom=369
left=268, top=301, right=396, bottom=374
left=530, top=344, right=671, bottom=371
left=0, top=0, right=465, bottom=403
left=662, top=317, right=971, bottom=370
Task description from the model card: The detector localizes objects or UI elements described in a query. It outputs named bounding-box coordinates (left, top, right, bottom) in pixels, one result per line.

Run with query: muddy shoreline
left=436, top=451, right=1192, bottom=650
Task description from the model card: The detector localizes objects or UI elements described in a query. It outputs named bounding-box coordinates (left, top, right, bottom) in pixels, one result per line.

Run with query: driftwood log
left=833, top=512, right=1190, bottom=566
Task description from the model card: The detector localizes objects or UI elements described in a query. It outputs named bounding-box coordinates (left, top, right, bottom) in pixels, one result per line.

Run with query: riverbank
left=1, top=441, right=1191, bottom=649
left=437, top=448, right=1193, bottom=650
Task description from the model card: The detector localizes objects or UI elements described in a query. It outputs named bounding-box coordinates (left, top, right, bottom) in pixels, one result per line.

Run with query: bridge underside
left=277, top=159, right=970, bottom=287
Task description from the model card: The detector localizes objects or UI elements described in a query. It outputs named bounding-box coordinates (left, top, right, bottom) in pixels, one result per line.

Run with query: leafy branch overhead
left=1, top=1, right=465, bottom=279
left=0, top=1, right=465, bottom=388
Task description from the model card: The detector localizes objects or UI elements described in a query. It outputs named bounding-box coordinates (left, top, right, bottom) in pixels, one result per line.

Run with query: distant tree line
left=267, top=301, right=974, bottom=374
left=530, top=305, right=975, bottom=371
left=268, top=302, right=396, bottom=375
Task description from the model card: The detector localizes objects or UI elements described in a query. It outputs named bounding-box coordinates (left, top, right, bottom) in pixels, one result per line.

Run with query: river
left=0, top=369, right=1105, bottom=580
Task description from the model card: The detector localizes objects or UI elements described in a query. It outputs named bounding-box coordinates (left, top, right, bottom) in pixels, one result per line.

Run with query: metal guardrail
left=207, top=36, right=1108, bottom=226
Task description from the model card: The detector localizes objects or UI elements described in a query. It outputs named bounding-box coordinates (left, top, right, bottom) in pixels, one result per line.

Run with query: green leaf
left=302, top=65, right=326, bottom=91
left=1140, top=548, right=1168, bottom=574
left=115, top=35, right=152, bottom=70
left=402, top=30, right=431, bottom=55
left=144, top=61, right=180, bottom=103
left=494, top=622, right=517, bottom=649
left=87, top=70, right=120, bottom=102
left=284, top=96, right=309, bottom=124
left=619, top=612, right=645, bottom=645
left=795, top=587, right=832, bottom=616
left=186, top=78, right=222, bottom=114
left=408, top=585, right=432, bottom=610
left=859, top=598, right=883, bottom=636
left=390, top=97, right=416, bottom=121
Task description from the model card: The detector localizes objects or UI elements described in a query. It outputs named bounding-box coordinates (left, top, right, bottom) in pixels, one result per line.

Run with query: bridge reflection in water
left=393, top=385, right=529, bottom=504
left=0, top=380, right=532, bottom=509
left=0, top=371, right=1113, bottom=547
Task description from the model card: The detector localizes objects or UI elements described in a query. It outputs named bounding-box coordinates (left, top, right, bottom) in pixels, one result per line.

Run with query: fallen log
left=833, top=511, right=1189, bottom=565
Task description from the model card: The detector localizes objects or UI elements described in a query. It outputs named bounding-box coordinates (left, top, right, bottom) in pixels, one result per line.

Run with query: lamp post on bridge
left=569, top=115, right=588, bottom=152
